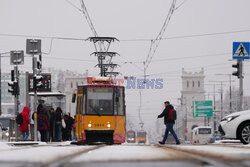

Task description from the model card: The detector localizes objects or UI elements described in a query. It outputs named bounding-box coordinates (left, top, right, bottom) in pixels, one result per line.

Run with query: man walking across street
left=157, top=101, right=180, bottom=145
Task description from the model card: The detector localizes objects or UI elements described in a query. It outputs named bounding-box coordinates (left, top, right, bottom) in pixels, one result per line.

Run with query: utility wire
left=120, top=29, right=250, bottom=42
left=150, top=52, right=230, bottom=62
left=1, top=29, right=250, bottom=42
left=65, top=0, right=82, bottom=12
left=0, top=33, right=86, bottom=41
left=44, top=56, right=96, bottom=62
left=145, top=0, right=177, bottom=70
left=42, top=38, right=54, bottom=55
left=79, top=0, right=98, bottom=37
left=115, top=52, right=230, bottom=64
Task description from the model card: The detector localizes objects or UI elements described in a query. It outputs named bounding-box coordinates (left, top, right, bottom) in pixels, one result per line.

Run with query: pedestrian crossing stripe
left=233, top=42, right=250, bottom=60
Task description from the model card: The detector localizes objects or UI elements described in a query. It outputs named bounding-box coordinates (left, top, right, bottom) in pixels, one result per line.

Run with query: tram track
left=41, top=145, right=105, bottom=167
left=157, top=145, right=250, bottom=167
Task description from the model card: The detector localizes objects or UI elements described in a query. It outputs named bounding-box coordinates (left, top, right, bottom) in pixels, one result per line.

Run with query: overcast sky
left=1, top=0, right=250, bottom=131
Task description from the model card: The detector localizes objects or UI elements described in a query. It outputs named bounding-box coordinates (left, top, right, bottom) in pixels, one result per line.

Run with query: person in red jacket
left=19, top=106, right=31, bottom=141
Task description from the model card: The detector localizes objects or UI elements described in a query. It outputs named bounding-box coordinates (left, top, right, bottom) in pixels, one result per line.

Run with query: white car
left=219, top=110, right=250, bottom=144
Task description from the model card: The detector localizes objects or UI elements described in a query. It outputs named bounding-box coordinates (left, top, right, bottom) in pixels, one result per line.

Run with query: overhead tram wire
left=65, top=0, right=82, bottom=12
left=121, top=61, right=232, bottom=78
left=115, top=52, right=230, bottom=64
left=144, top=0, right=177, bottom=70
left=119, top=29, right=250, bottom=42
left=1, top=29, right=250, bottom=43
left=79, top=0, right=98, bottom=37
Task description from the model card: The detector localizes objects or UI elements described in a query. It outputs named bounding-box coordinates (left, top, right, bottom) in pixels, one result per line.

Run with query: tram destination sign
left=193, top=100, right=213, bottom=117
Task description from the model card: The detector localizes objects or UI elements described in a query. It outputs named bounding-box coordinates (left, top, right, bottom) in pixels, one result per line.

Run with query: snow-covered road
left=0, top=142, right=250, bottom=167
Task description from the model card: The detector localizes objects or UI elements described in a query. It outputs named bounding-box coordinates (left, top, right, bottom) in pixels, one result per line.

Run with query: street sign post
left=26, top=38, right=42, bottom=142
left=193, top=100, right=213, bottom=117
left=233, top=42, right=250, bottom=60
left=10, top=51, right=24, bottom=65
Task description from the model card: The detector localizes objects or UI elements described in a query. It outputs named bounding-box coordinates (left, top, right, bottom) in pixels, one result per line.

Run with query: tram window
left=137, top=131, right=146, bottom=137
left=76, top=96, right=80, bottom=114
left=87, top=89, right=113, bottom=115
left=79, top=96, right=83, bottom=115
left=81, top=94, right=86, bottom=114
left=116, top=88, right=125, bottom=116
left=127, top=132, right=135, bottom=138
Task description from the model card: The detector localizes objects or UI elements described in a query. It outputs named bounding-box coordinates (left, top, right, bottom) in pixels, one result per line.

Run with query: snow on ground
left=171, top=145, right=250, bottom=160
left=214, top=140, right=241, bottom=144
left=0, top=142, right=11, bottom=151
left=71, top=145, right=191, bottom=162
left=0, top=145, right=95, bottom=163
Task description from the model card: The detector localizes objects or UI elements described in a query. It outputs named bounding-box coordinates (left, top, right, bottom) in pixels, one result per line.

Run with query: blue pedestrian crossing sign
left=233, top=42, right=250, bottom=59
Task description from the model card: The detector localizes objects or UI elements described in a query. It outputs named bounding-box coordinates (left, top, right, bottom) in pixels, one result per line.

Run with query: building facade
left=181, top=68, right=205, bottom=140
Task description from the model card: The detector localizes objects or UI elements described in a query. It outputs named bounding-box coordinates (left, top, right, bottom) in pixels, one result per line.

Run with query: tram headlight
left=107, top=122, right=111, bottom=128
left=88, top=121, right=92, bottom=128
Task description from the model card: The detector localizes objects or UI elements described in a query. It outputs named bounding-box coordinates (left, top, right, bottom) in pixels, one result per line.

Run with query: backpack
left=168, top=109, right=176, bottom=121
left=16, top=113, right=23, bottom=125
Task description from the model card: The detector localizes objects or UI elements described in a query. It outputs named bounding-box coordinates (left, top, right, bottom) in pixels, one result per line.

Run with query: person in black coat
left=55, top=107, right=63, bottom=142
left=62, top=112, right=74, bottom=141
left=49, top=108, right=56, bottom=142
left=157, top=101, right=180, bottom=145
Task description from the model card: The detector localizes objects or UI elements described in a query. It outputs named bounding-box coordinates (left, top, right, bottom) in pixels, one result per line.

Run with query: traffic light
left=8, top=70, right=15, bottom=95
left=232, top=61, right=242, bottom=78
left=34, top=75, right=43, bottom=90
left=37, top=54, right=42, bottom=71
left=8, top=70, right=19, bottom=96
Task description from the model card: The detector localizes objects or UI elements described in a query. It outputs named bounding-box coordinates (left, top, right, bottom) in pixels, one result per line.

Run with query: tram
left=137, top=130, right=147, bottom=144
left=72, top=77, right=126, bottom=144
left=127, top=130, right=136, bottom=143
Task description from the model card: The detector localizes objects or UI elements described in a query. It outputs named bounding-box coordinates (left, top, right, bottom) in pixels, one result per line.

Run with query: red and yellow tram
left=72, top=77, right=126, bottom=144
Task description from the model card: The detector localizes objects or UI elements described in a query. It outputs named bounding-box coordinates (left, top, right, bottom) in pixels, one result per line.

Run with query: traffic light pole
left=232, top=59, right=244, bottom=111
left=33, top=55, right=38, bottom=141
left=239, top=60, right=243, bottom=111
left=14, top=65, right=18, bottom=141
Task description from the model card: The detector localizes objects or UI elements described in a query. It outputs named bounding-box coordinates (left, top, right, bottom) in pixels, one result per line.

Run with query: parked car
left=219, top=110, right=250, bottom=144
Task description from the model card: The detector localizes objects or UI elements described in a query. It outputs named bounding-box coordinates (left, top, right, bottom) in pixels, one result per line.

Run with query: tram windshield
left=137, top=131, right=146, bottom=137
left=87, top=88, right=113, bottom=115
left=127, top=132, right=135, bottom=138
